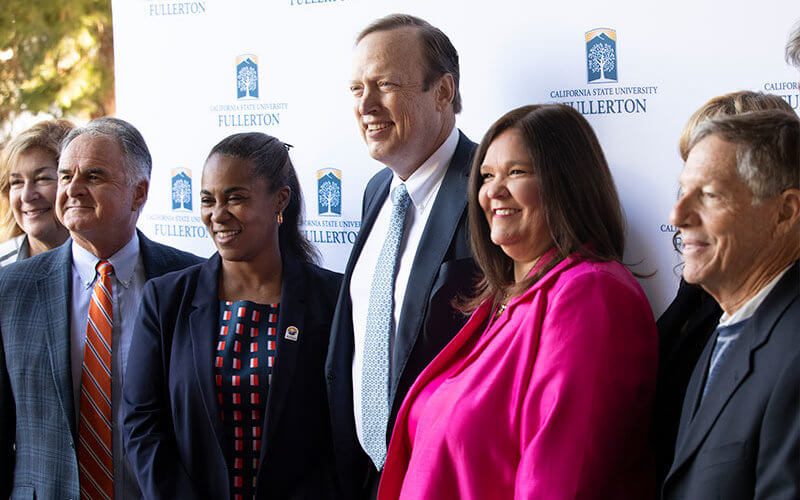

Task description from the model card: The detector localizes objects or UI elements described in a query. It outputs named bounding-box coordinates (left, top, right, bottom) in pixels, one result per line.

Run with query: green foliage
left=0, top=0, right=114, bottom=139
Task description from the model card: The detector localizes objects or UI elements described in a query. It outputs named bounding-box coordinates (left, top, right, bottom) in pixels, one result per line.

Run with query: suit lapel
left=137, top=230, right=165, bottom=280
left=672, top=329, right=712, bottom=454
left=187, top=254, right=228, bottom=463
left=38, top=242, right=77, bottom=437
left=326, top=170, right=390, bottom=425
left=669, top=325, right=750, bottom=476
left=259, top=255, right=305, bottom=464
left=390, top=132, right=472, bottom=402
left=329, top=169, right=390, bottom=377
left=666, top=260, right=800, bottom=483
left=354, top=172, right=392, bottom=277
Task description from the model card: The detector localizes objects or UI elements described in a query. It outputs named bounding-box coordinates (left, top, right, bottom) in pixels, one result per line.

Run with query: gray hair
left=688, top=109, right=799, bottom=202
left=62, top=117, right=152, bottom=185
left=786, top=20, right=800, bottom=69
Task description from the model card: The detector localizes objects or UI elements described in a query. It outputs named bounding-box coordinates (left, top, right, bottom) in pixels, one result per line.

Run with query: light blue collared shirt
left=69, top=232, right=145, bottom=498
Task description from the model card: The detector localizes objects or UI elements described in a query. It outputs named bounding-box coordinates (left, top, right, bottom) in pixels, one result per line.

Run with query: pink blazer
left=378, top=256, right=658, bottom=500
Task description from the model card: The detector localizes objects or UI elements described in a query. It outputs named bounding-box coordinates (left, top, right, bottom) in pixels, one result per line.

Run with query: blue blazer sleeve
left=123, top=279, right=199, bottom=499
left=123, top=254, right=343, bottom=499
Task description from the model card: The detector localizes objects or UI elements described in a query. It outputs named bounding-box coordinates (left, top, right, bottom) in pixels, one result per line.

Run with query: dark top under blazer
left=325, top=131, right=478, bottom=498
left=122, top=252, right=342, bottom=500
left=662, top=260, right=800, bottom=500
left=0, top=231, right=202, bottom=500
left=654, top=278, right=722, bottom=482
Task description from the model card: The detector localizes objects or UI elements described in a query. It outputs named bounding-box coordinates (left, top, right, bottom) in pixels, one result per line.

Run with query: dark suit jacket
left=662, top=260, right=800, bottom=500
left=0, top=231, right=201, bottom=500
left=325, top=131, right=478, bottom=498
left=654, top=278, right=722, bottom=482
left=122, top=252, right=342, bottom=500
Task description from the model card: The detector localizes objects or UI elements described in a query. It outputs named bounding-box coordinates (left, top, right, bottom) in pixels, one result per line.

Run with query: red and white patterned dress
left=215, top=300, right=279, bottom=500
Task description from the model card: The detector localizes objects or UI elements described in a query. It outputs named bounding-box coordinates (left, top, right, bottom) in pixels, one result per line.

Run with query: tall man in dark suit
left=326, top=14, right=477, bottom=498
left=0, top=117, right=201, bottom=499
left=662, top=109, right=800, bottom=499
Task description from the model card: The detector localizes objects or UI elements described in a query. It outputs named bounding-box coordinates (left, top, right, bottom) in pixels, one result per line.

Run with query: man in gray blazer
left=662, top=109, right=799, bottom=499
left=0, top=117, right=201, bottom=499
left=326, top=14, right=477, bottom=498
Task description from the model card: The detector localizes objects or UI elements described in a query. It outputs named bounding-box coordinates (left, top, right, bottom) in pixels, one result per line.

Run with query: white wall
left=111, top=0, right=800, bottom=316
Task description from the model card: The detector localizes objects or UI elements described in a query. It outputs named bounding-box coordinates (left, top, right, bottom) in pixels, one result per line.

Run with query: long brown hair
left=463, top=104, right=625, bottom=311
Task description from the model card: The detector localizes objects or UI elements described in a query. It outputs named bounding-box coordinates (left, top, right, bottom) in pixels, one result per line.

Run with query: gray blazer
left=662, top=260, right=800, bottom=499
left=0, top=231, right=201, bottom=500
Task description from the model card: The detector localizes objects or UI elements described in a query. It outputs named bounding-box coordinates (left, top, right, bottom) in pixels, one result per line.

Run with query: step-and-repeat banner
left=111, top=0, right=798, bottom=316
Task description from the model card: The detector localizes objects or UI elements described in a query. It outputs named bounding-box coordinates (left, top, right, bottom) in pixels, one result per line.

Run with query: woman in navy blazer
left=122, top=133, right=341, bottom=499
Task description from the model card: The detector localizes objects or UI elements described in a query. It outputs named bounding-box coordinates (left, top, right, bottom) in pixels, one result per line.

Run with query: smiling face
left=350, top=27, right=453, bottom=179
left=200, top=154, right=289, bottom=263
left=56, top=134, right=148, bottom=257
left=478, top=129, right=553, bottom=280
left=8, top=147, right=68, bottom=248
left=670, top=134, right=781, bottom=299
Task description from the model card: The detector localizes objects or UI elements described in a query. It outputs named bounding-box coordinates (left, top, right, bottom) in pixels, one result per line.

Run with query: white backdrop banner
left=111, top=0, right=799, bottom=316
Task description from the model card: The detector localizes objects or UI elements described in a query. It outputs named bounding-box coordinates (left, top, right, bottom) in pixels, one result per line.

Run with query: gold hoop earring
left=277, top=212, right=283, bottom=225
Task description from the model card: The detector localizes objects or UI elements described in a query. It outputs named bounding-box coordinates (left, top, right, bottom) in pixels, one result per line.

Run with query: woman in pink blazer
left=378, top=104, right=658, bottom=499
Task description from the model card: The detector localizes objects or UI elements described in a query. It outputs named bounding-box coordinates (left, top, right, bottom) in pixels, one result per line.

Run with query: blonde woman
left=0, top=120, right=74, bottom=265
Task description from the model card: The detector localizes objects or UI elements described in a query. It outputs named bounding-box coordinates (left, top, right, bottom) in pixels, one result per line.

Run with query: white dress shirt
left=717, top=264, right=792, bottom=327
left=0, top=234, right=29, bottom=266
left=350, top=125, right=459, bottom=450
left=69, top=232, right=145, bottom=498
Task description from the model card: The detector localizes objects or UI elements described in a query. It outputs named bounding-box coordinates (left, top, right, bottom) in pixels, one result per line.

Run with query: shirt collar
left=390, top=125, right=459, bottom=211
left=17, top=235, right=30, bottom=260
left=718, top=263, right=792, bottom=326
left=72, top=232, right=140, bottom=289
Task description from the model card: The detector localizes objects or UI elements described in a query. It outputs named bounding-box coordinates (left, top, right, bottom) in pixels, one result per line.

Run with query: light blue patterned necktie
left=362, top=183, right=411, bottom=470
left=700, top=320, right=747, bottom=402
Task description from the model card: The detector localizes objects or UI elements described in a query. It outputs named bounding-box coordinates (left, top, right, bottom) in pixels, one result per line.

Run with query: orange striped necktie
left=78, top=260, right=115, bottom=500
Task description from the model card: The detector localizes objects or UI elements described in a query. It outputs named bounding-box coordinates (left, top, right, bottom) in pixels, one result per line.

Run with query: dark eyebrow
left=199, top=187, right=249, bottom=196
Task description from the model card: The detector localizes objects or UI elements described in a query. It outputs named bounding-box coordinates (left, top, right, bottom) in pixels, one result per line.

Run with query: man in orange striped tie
left=0, top=117, right=201, bottom=499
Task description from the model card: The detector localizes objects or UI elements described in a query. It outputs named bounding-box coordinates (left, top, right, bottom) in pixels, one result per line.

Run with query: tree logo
left=586, top=28, right=618, bottom=84
left=171, top=168, right=193, bottom=212
left=236, top=54, right=259, bottom=100
left=317, top=168, right=342, bottom=216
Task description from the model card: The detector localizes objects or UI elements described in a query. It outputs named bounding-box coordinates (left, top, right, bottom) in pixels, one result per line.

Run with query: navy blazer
left=122, top=252, right=342, bottom=500
left=325, top=131, right=478, bottom=498
left=654, top=278, right=721, bottom=483
left=0, top=231, right=201, bottom=500
left=662, top=260, right=800, bottom=499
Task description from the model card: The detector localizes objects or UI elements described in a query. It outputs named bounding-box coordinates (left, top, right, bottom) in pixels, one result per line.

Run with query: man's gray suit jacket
left=0, top=232, right=201, bottom=499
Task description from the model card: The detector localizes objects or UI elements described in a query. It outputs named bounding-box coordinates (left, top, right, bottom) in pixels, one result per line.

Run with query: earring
left=277, top=212, right=283, bottom=225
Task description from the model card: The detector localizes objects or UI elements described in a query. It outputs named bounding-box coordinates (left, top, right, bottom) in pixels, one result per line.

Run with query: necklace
left=492, top=297, right=509, bottom=319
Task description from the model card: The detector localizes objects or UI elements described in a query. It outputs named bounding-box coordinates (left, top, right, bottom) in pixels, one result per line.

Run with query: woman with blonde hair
left=0, top=119, right=74, bottom=265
